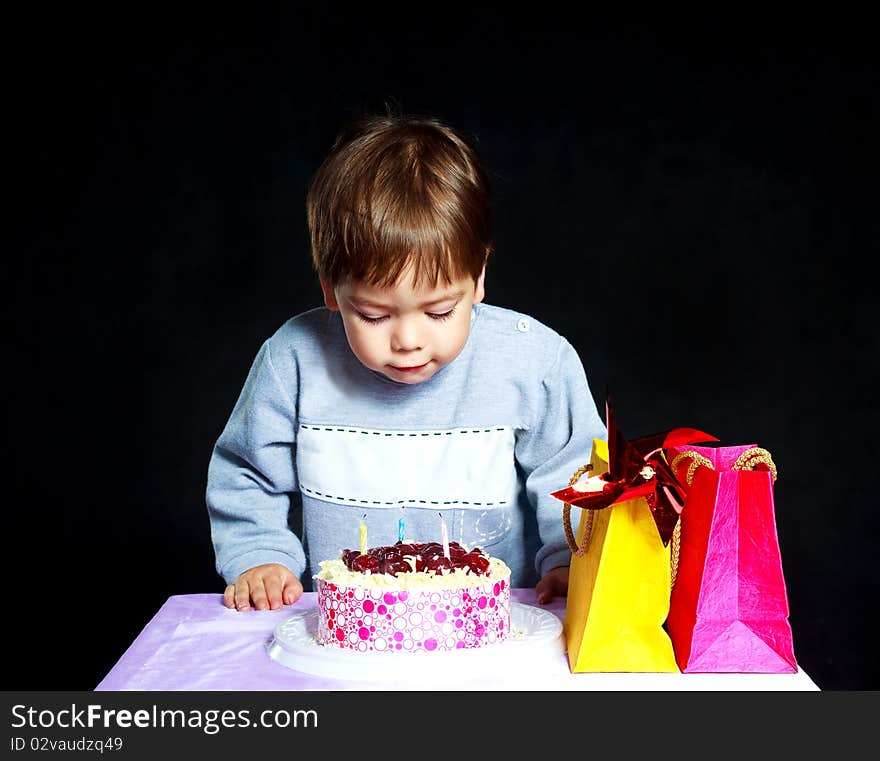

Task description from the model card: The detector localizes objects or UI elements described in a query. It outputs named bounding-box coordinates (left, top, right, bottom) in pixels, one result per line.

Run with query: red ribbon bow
left=550, top=399, right=718, bottom=545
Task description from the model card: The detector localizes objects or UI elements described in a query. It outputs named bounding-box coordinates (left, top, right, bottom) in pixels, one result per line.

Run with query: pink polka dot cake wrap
left=313, top=542, right=511, bottom=653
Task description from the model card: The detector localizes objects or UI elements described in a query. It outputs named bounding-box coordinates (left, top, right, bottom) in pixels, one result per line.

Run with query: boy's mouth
left=390, top=361, right=430, bottom=373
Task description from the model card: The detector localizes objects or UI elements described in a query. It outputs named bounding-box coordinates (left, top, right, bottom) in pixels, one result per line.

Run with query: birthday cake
left=313, top=541, right=511, bottom=653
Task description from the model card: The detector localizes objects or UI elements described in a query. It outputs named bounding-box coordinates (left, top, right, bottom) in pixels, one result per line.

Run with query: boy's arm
left=515, top=337, right=606, bottom=588
left=206, top=340, right=307, bottom=589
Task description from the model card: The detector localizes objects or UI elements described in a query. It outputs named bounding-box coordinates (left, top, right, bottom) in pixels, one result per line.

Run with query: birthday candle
left=359, top=515, right=367, bottom=555
left=398, top=516, right=405, bottom=543
left=439, top=512, right=450, bottom=559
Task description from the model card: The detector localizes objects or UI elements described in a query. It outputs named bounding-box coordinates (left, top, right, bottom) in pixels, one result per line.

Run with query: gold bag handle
left=562, top=464, right=593, bottom=556
left=733, top=447, right=778, bottom=482
left=669, top=451, right=714, bottom=486
left=561, top=463, right=682, bottom=586
left=670, top=447, right=777, bottom=485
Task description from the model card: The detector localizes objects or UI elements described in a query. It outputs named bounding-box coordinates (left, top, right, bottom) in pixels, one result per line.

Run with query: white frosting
left=313, top=556, right=511, bottom=591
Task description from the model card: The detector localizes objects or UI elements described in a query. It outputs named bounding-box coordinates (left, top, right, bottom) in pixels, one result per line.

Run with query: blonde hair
left=307, top=114, right=492, bottom=288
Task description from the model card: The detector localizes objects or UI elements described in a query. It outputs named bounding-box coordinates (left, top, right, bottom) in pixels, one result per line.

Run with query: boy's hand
left=535, top=565, right=569, bottom=604
left=224, top=563, right=303, bottom=611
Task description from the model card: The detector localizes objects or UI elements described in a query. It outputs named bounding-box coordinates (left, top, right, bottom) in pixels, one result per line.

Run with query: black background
left=8, top=8, right=878, bottom=690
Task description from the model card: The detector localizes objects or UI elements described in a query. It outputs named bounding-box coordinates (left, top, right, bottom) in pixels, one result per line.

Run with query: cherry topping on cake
left=381, top=547, right=404, bottom=564
left=429, top=556, right=456, bottom=574
left=457, top=552, right=490, bottom=574
left=448, top=541, right=467, bottom=560
left=341, top=549, right=360, bottom=567
left=420, top=541, right=444, bottom=557
left=380, top=559, right=411, bottom=575
left=351, top=554, right=381, bottom=574
left=341, top=541, right=491, bottom=576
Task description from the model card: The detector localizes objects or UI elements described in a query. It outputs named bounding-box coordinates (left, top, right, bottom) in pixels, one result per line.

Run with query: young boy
left=207, top=113, right=606, bottom=612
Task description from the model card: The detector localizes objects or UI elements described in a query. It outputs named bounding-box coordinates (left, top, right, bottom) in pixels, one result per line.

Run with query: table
left=96, top=589, right=820, bottom=690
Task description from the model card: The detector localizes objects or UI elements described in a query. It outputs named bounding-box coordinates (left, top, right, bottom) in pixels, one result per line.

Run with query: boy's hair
left=307, top=114, right=492, bottom=288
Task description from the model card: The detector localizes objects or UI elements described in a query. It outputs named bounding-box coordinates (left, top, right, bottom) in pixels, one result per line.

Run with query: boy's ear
left=320, top=279, right=339, bottom=311
left=473, top=264, right=486, bottom=305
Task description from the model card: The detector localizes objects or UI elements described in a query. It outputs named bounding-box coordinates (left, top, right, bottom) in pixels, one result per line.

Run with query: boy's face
left=322, top=266, right=486, bottom=385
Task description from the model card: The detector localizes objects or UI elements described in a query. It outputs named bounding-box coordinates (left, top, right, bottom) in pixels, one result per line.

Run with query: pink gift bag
left=666, top=444, right=797, bottom=673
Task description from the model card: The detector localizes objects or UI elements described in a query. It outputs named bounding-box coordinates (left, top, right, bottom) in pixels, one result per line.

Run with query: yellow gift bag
left=561, top=439, right=679, bottom=673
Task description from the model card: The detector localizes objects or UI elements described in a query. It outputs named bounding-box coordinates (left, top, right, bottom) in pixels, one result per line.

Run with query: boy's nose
left=391, top=319, right=423, bottom=352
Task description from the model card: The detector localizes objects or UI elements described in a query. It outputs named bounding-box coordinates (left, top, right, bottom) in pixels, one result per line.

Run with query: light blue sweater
left=206, top=303, right=605, bottom=588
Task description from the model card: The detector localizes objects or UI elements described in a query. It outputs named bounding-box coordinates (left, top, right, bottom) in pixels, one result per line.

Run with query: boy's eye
left=355, top=311, right=389, bottom=325
left=427, top=308, right=456, bottom=322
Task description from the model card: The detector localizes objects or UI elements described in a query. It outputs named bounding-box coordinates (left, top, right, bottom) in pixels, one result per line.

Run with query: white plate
left=266, top=602, right=564, bottom=682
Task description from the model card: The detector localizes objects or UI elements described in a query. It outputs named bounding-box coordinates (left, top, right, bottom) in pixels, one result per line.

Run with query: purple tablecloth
left=96, top=589, right=819, bottom=691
